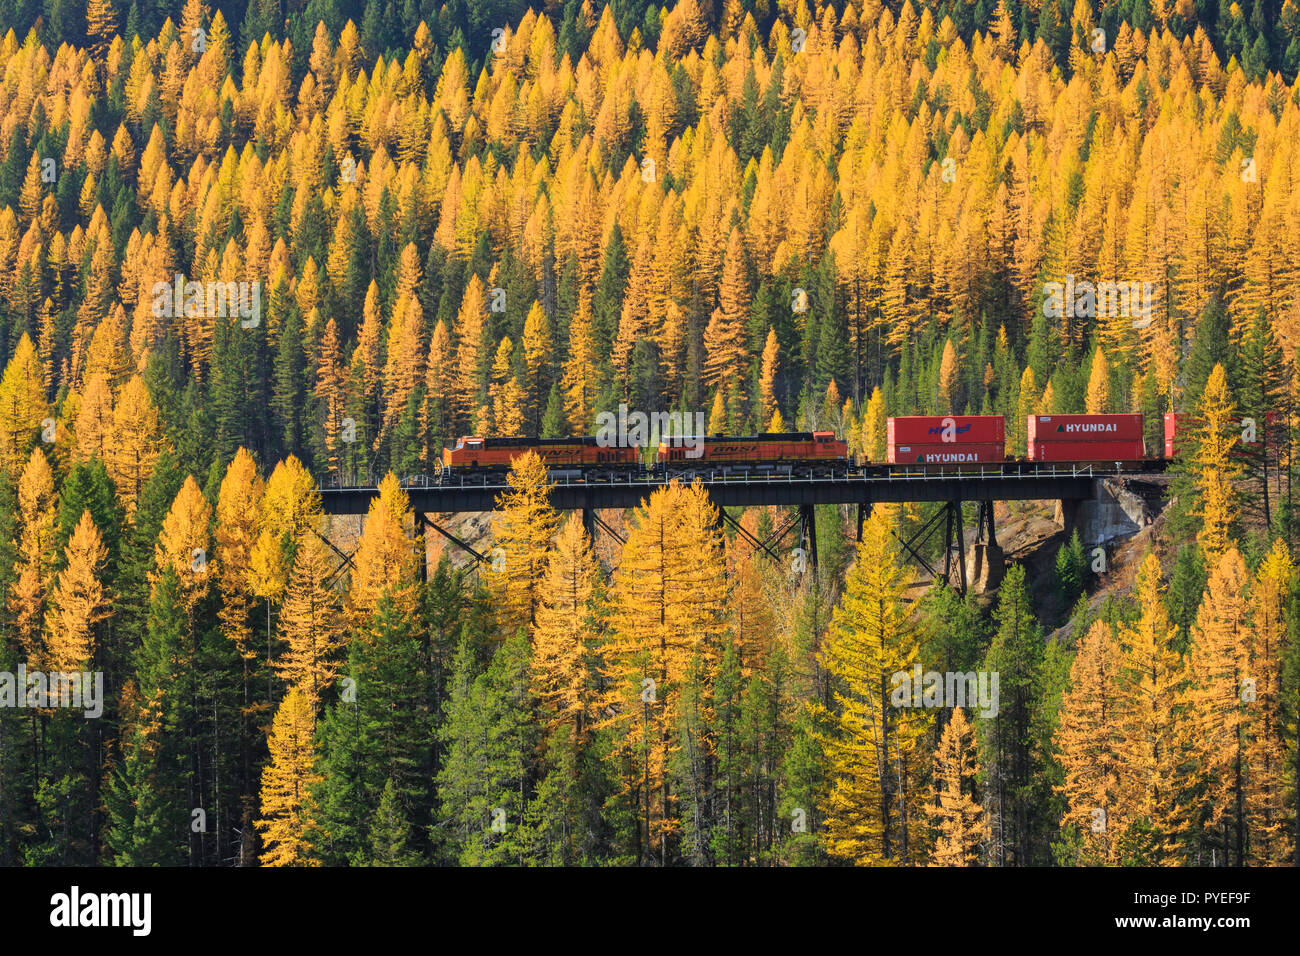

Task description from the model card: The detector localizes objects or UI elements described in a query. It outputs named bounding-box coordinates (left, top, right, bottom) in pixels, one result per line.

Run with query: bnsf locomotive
left=442, top=436, right=640, bottom=479
left=441, top=431, right=848, bottom=476
left=438, top=413, right=1209, bottom=479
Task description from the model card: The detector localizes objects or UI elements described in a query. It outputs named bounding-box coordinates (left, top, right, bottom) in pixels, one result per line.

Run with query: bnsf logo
left=928, top=423, right=972, bottom=435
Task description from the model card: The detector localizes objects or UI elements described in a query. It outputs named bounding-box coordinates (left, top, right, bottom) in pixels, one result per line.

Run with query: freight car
left=441, top=436, right=641, bottom=478
left=657, top=431, right=849, bottom=476
left=1163, top=411, right=1286, bottom=459
left=1027, top=414, right=1145, bottom=462
left=884, top=415, right=1007, bottom=469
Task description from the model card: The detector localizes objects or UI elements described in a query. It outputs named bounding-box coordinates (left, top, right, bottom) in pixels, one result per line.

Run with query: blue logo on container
left=928, top=423, right=972, bottom=436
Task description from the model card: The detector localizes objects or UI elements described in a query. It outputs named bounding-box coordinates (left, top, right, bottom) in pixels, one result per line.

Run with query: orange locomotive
left=441, top=436, right=641, bottom=475
left=657, top=431, right=848, bottom=475
left=440, top=431, right=851, bottom=477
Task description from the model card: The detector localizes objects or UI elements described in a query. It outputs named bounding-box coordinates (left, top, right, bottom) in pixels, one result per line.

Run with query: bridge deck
left=318, top=462, right=1158, bottom=515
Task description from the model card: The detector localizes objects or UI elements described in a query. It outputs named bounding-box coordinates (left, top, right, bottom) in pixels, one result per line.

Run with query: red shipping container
left=1028, top=414, right=1143, bottom=444
left=1029, top=440, right=1145, bottom=461
left=887, top=416, right=1004, bottom=445
left=887, top=442, right=1005, bottom=464
left=1165, top=411, right=1284, bottom=458
left=1163, top=413, right=1184, bottom=442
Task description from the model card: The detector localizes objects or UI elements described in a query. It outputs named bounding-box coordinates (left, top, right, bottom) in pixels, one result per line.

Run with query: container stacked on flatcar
left=1164, top=411, right=1285, bottom=459
left=885, top=416, right=1005, bottom=464
left=1027, top=414, right=1144, bottom=461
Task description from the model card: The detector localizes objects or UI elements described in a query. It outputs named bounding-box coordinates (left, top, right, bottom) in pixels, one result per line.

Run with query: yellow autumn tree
left=1115, top=551, right=1186, bottom=864
left=521, top=300, right=553, bottom=429
left=1085, top=345, right=1110, bottom=413
left=927, top=707, right=990, bottom=866
left=256, top=685, right=322, bottom=867
left=599, top=480, right=727, bottom=862
left=453, top=274, right=489, bottom=432
left=562, top=290, right=599, bottom=433
left=937, top=338, right=959, bottom=412
left=1192, top=363, right=1239, bottom=565
left=216, top=448, right=264, bottom=661
left=759, top=327, right=780, bottom=423
left=250, top=455, right=323, bottom=603
left=273, top=532, right=342, bottom=713
left=107, top=374, right=165, bottom=514
left=1013, top=366, right=1038, bottom=457
left=347, top=471, right=418, bottom=622
left=84, top=0, right=117, bottom=63
left=1054, top=620, right=1127, bottom=864
left=490, top=451, right=559, bottom=636
left=864, top=386, right=887, bottom=461
left=43, top=509, right=111, bottom=673
left=531, top=512, right=597, bottom=736
left=728, top=532, right=775, bottom=672
left=9, top=447, right=58, bottom=662
left=152, top=475, right=213, bottom=617
left=821, top=507, right=930, bottom=865
left=0, top=334, right=47, bottom=477
left=1179, top=545, right=1251, bottom=863
left=1243, top=539, right=1293, bottom=865
left=73, top=372, right=114, bottom=463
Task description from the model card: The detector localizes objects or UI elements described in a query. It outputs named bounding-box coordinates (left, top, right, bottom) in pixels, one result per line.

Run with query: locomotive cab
left=443, top=436, right=485, bottom=469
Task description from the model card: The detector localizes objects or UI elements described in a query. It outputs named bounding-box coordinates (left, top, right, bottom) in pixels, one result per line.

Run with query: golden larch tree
left=928, top=707, right=990, bottom=866
left=521, top=301, right=553, bottom=428
left=1192, top=363, right=1239, bottom=564
left=73, top=372, right=115, bottom=463
left=1085, top=345, right=1110, bottom=414
left=152, top=475, right=213, bottom=616
left=1180, top=545, right=1251, bottom=863
left=600, top=480, right=727, bottom=862
left=531, top=512, right=597, bottom=736
left=0, top=334, right=47, bottom=478
left=452, top=274, right=489, bottom=432
left=1013, top=366, right=1037, bottom=457
left=273, top=532, right=343, bottom=714
left=562, top=291, right=598, bottom=433
left=490, top=451, right=560, bottom=636
left=250, top=455, right=323, bottom=602
left=821, top=507, right=931, bottom=865
left=107, top=374, right=165, bottom=514
left=1116, top=551, right=1186, bottom=863
left=9, top=447, right=58, bottom=662
left=256, top=686, right=322, bottom=867
left=347, top=471, right=418, bottom=623
left=759, top=327, right=780, bottom=423
left=215, top=448, right=264, bottom=662
left=1243, top=539, right=1293, bottom=865
left=937, top=338, right=959, bottom=411
left=44, top=510, right=111, bottom=673
left=1054, top=620, right=1127, bottom=864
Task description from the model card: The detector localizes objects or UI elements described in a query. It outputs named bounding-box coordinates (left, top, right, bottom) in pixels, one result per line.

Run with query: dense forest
left=0, top=0, right=1296, bottom=866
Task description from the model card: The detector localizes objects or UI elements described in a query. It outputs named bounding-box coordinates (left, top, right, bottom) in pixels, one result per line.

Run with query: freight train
left=441, top=431, right=848, bottom=477
left=438, top=413, right=1201, bottom=479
